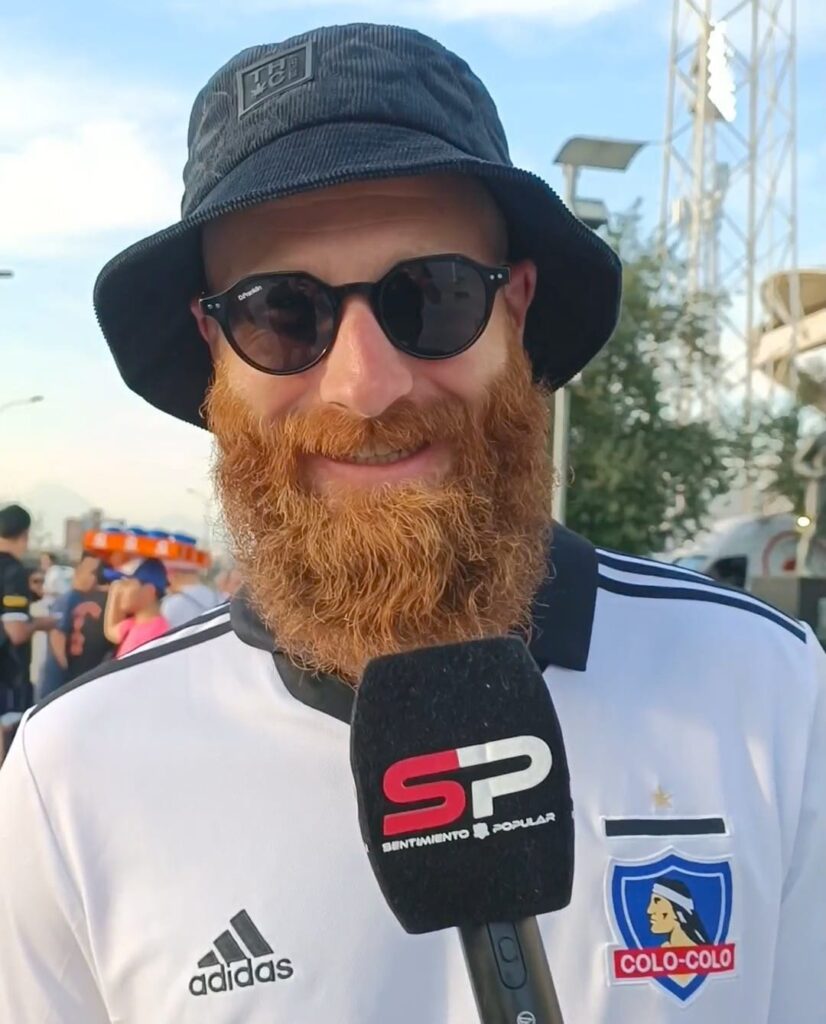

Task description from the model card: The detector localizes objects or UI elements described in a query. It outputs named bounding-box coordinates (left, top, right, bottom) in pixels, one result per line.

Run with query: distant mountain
left=22, top=481, right=94, bottom=518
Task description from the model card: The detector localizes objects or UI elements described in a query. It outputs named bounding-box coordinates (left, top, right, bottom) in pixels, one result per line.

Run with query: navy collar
left=230, top=524, right=597, bottom=721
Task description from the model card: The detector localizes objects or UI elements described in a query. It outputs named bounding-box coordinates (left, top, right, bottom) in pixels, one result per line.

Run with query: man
left=63, top=561, right=114, bottom=683
left=161, top=563, right=222, bottom=630
left=102, top=558, right=170, bottom=658
left=39, top=554, right=113, bottom=699
left=39, top=551, right=59, bottom=576
left=0, top=26, right=823, bottom=1024
left=27, top=565, right=49, bottom=687
left=0, top=504, right=57, bottom=714
left=32, top=563, right=73, bottom=697
left=35, top=572, right=74, bottom=700
left=27, top=568, right=45, bottom=604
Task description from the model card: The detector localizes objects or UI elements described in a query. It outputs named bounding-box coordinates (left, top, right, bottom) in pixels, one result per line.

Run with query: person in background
left=42, top=564, right=73, bottom=612
left=30, top=564, right=73, bottom=696
left=0, top=505, right=58, bottom=712
left=160, top=563, right=222, bottom=629
left=62, top=561, right=114, bottom=685
left=27, top=567, right=49, bottom=693
left=103, top=558, right=170, bottom=658
left=27, top=569, right=45, bottom=604
left=39, top=552, right=59, bottom=576
left=214, top=565, right=243, bottom=601
left=39, top=555, right=111, bottom=700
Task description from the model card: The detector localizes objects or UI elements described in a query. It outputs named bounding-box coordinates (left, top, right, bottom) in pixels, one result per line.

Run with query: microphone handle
left=459, top=917, right=564, bottom=1024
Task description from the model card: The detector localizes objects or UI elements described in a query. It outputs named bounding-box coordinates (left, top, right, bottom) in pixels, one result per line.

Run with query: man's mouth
left=303, top=440, right=449, bottom=491
left=329, top=442, right=429, bottom=466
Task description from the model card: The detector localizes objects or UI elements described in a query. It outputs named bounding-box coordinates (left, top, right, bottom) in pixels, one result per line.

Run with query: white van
left=667, top=513, right=826, bottom=590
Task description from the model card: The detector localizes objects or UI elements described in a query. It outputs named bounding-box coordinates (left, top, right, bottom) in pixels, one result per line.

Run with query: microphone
left=351, top=637, right=573, bottom=1024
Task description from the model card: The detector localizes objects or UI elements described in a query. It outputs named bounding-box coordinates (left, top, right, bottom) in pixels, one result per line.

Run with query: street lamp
left=551, top=136, right=646, bottom=524
left=0, top=394, right=44, bottom=416
left=0, top=271, right=13, bottom=279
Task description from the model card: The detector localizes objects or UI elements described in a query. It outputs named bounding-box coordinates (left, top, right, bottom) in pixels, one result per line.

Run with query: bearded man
left=0, top=25, right=823, bottom=1024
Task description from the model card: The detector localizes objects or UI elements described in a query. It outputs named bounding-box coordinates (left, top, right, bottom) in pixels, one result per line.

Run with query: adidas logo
left=188, top=909, right=294, bottom=997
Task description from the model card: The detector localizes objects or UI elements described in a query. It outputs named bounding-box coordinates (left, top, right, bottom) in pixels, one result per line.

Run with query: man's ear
left=502, top=258, right=537, bottom=336
left=190, top=297, right=221, bottom=360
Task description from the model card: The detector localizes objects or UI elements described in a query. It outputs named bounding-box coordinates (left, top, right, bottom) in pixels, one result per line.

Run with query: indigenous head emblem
left=607, top=852, right=735, bottom=1003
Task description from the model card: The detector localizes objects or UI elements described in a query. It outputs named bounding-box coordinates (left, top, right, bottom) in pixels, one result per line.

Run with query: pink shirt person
left=102, top=558, right=171, bottom=659
left=115, top=615, right=170, bottom=658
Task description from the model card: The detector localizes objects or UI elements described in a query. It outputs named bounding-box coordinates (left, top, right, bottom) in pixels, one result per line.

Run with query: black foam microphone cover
left=351, top=637, right=574, bottom=934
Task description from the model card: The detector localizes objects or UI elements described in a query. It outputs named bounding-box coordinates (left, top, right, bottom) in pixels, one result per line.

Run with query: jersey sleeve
left=767, top=625, right=826, bottom=1022
left=0, top=717, right=110, bottom=1023
left=0, top=559, right=30, bottom=623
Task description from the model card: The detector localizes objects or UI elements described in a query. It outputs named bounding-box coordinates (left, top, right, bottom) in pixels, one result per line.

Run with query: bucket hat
left=94, top=23, right=622, bottom=428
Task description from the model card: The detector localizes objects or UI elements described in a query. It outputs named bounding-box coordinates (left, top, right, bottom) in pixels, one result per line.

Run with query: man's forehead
left=221, top=173, right=496, bottom=219
left=201, top=174, right=507, bottom=286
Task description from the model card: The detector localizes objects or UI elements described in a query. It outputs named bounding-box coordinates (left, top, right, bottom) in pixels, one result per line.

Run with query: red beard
left=207, top=336, right=554, bottom=683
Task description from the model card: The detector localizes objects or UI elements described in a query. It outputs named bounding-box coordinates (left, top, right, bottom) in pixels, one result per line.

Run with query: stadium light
left=707, top=21, right=736, bottom=123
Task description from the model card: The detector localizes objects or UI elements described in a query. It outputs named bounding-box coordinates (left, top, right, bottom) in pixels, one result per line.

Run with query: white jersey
left=0, top=527, right=824, bottom=1024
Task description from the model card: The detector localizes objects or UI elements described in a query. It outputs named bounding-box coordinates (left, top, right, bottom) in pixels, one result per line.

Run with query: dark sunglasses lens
left=228, top=276, right=334, bottom=373
left=380, top=259, right=488, bottom=357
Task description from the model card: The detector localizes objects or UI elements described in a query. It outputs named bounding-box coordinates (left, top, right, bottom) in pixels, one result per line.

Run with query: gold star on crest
left=652, top=785, right=673, bottom=812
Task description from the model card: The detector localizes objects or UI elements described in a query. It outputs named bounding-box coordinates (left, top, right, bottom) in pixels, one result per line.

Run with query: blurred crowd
left=0, top=503, right=241, bottom=727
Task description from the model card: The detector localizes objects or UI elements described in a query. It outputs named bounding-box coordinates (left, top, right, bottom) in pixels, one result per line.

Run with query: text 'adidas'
left=188, top=909, right=294, bottom=997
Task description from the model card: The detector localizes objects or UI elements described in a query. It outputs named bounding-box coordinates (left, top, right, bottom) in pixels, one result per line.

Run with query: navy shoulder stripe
left=597, top=550, right=712, bottom=583
left=31, top=618, right=234, bottom=718
left=597, top=573, right=806, bottom=642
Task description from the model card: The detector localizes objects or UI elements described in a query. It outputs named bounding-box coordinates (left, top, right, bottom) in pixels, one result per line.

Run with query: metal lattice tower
left=658, top=0, right=800, bottom=422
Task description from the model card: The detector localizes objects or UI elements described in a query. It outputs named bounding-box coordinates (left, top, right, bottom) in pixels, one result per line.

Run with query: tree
left=565, top=212, right=806, bottom=555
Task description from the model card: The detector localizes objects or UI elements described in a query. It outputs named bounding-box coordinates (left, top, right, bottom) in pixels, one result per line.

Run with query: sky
left=2, top=0, right=824, bottom=544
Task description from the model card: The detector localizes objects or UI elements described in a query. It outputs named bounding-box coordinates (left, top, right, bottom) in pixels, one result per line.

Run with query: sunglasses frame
left=199, top=253, right=511, bottom=376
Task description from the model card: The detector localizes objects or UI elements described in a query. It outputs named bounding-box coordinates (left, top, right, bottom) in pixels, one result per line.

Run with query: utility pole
left=552, top=137, right=646, bottom=524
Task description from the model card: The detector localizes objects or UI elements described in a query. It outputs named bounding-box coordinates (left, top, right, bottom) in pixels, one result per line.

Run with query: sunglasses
left=200, top=254, right=510, bottom=376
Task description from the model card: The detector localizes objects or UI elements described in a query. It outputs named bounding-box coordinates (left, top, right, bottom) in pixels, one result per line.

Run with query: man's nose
left=317, top=296, right=414, bottom=418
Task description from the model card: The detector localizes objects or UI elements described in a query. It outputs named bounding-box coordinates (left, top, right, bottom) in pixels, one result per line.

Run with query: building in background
left=64, top=510, right=124, bottom=562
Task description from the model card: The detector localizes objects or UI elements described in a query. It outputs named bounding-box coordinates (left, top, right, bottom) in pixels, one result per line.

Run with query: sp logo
left=382, top=736, right=552, bottom=838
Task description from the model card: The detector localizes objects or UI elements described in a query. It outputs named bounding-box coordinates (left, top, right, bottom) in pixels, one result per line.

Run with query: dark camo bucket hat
left=93, top=23, right=622, bottom=428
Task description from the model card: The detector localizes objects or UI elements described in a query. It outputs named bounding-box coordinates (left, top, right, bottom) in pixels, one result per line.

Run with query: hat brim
left=94, top=121, right=621, bottom=428
left=103, top=558, right=143, bottom=582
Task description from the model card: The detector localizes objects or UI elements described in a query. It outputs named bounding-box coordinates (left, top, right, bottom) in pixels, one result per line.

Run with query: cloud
left=176, top=0, right=642, bottom=24
left=0, top=121, right=181, bottom=258
left=0, top=48, right=184, bottom=259
left=395, top=0, right=640, bottom=21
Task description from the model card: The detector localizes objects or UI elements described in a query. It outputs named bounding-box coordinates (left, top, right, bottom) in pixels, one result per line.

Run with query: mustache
left=267, top=395, right=484, bottom=462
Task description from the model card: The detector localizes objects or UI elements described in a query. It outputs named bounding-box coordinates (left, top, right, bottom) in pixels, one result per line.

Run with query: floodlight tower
left=658, top=0, right=800, bottom=423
